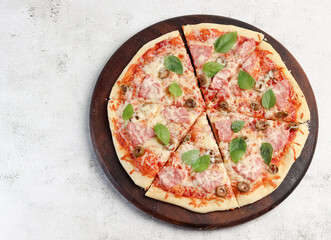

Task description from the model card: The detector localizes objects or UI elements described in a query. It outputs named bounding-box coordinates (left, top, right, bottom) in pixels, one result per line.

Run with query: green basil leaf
left=238, top=70, right=255, bottom=89
left=231, top=120, right=245, bottom=133
left=262, top=89, right=276, bottom=109
left=164, top=56, right=183, bottom=75
left=203, top=62, right=224, bottom=77
left=229, top=137, right=247, bottom=163
left=214, top=32, right=237, bottom=53
left=181, top=150, right=200, bottom=165
left=154, top=123, right=170, bottom=145
left=260, top=143, right=273, bottom=165
left=168, top=82, right=182, bottom=98
left=192, top=155, right=210, bottom=172
left=122, top=103, right=133, bottom=121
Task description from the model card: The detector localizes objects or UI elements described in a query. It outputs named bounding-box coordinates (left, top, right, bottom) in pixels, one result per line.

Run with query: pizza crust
left=236, top=122, right=310, bottom=207
left=146, top=186, right=239, bottom=213
left=183, top=23, right=264, bottom=42
left=109, top=30, right=181, bottom=99
left=259, top=41, right=310, bottom=123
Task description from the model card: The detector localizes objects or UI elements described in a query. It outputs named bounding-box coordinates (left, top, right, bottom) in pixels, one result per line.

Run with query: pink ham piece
left=214, top=120, right=232, bottom=142
left=190, top=44, right=213, bottom=67
left=158, top=166, right=186, bottom=190
left=194, top=169, right=224, bottom=193
left=162, top=106, right=190, bottom=124
left=210, top=69, right=231, bottom=90
left=236, top=39, right=257, bottom=62
left=233, top=157, right=264, bottom=181
left=127, top=123, right=155, bottom=147
left=138, top=75, right=163, bottom=101
left=266, top=126, right=289, bottom=152
left=273, top=80, right=290, bottom=107
left=242, top=51, right=259, bottom=74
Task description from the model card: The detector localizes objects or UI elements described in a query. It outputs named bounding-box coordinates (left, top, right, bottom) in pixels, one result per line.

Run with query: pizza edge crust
left=236, top=122, right=310, bottom=207
left=109, top=30, right=181, bottom=99
left=259, top=41, right=311, bottom=123
left=146, top=185, right=239, bottom=213
left=182, top=23, right=264, bottom=42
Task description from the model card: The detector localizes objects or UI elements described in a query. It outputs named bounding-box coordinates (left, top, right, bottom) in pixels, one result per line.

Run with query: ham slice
left=138, top=75, right=163, bottom=101
left=214, top=120, right=232, bottom=142
left=190, top=44, right=213, bottom=67
left=273, top=80, right=290, bottom=107
left=158, top=166, right=186, bottom=190
left=266, top=126, right=289, bottom=152
left=194, top=169, right=224, bottom=193
left=127, top=123, right=155, bottom=147
left=233, top=156, right=264, bottom=181
left=162, top=106, right=190, bottom=124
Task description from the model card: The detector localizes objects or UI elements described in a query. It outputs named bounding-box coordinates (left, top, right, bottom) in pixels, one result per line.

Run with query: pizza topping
left=229, top=137, right=247, bottom=163
left=254, top=70, right=274, bottom=92
left=122, top=103, right=134, bottom=121
left=215, top=120, right=232, bottom=142
left=164, top=56, right=183, bottom=75
left=218, top=101, right=230, bottom=111
left=260, top=143, right=273, bottom=165
left=210, top=69, right=231, bottom=90
left=273, top=80, right=290, bottom=107
left=242, top=51, right=259, bottom=73
left=158, top=166, right=186, bottom=190
left=288, top=122, right=300, bottom=130
left=268, top=164, right=279, bottom=174
left=238, top=70, right=255, bottom=90
left=132, top=146, right=145, bottom=158
left=275, top=111, right=289, bottom=119
left=127, top=123, right=155, bottom=147
left=237, top=181, right=250, bottom=193
left=216, top=56, right=228, bottom=67
left=262, top=89, right=276, bottom=109
left=215, top=185, right=228, bottom=197
left=158, top=68, right=170, bottom=79
left=231, top=120, right=245, bottom=133
left=164, top=139, right=175, bottom=151
left=203, top=62, right=224, bottom=77
left=233, top=157, right=264, bottom=181
left=154, top=123, right=170, bottom=145
left=236, top=39, right=256, bottom=59
left=198, top=74, right=208, bottom=86
left=183, top=133, right=191, bottom=142
left=255, top=121, right=270, bottom=131
left=168, top=82, right=183, bottom=98
left=250, top=101, right=260, bottom=111
left=162, top=106, right=190, bottom=124
left=214, top=32, right=237, bottom=53
left=192, top=155, right=211, bottom=172
left=194, top=169, right=223, bottom=192
left=138, top=75, right=163, bottom=100
left=184, top=98, right=196, bottom=108
left=120, top=84, right=128, bottom=93
left=214, top=154, right=223, bottom=164
left=190, top=44, right=213, bottom=67
left=181, top=149, right=200, bottom=164
left=266, top=127, right=289, bottom=152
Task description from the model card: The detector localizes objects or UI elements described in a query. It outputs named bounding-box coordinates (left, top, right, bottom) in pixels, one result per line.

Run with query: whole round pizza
left=107, top=23, right=310, bottom=213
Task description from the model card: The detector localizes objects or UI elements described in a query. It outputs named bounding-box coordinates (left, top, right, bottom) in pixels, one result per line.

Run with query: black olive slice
left=250, top=101, right=260, bottom=111
left=215, top=185, right=228, bottom=197
left=158, top=68, right=170, bottom=79
left=198, top=75, right=207, bottom=86
left=184, top=99, right=196, bottom=108
left=120, top=84, right=128, bottom=93
left=214, top=154, right=223, bottom=164
left=268, top=164, right=279, bottom=174
left=218, top=101, right=229, bottom=111
left=288, top=122, right=300, bottom=130
left=255, top=121, right=270, bottom=131
left=237, top=182, right=250, bottom=193
left=275, top=111, right=289, bottom=119
left=132, top=146, right=145, bottom=158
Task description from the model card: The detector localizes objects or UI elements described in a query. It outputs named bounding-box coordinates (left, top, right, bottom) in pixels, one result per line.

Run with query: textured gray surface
left=0, top=0, right=330, bottom=239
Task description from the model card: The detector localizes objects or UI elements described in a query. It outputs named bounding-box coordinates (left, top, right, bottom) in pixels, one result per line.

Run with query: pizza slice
left=183, top=23, right=264, bottom=103
left=109, top=30, right=205, bottom=109
left=212, top=41, right=310, bottom=122
left=108, top=100, right=203, bottom=188
left=146, top=113, right=239, bottom=212
left=207, top=106, right=309, bottom=207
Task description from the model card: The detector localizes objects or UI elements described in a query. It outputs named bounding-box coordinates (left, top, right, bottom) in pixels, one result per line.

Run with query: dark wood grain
left=89, top=15, right=318, bottom=229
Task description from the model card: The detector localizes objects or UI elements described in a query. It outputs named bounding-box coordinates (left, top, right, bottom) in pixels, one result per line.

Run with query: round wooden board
left=90, top=15, right=318, bottom=229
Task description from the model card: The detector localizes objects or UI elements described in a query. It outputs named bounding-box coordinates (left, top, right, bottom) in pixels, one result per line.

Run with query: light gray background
left=1, top=0, right=330, bottom=239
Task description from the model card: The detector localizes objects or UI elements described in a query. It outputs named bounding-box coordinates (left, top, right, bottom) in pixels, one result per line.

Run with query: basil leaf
left=262, top=89, right=276, bottom=109
left=238, top=70, right=255, bottom=89
left=203, top=62, right=224, bottom=77
left=214, top=32, right=237, bottom=53
left=231, top=120, right=245, bottom=133
left=168, top=82, right=182, bottom=98
left=122, top=103, right=133, bottom=121
left=229, top=137, right=247, bottom=163
left=192, top=155, right=210, bottom=172
left=181, top=150, right=200, bottom=165
left=154, top=123, right=170, bottom=145
left=164, top=56, right=183, bottom=75
left=260, top=143, right=273, bottom=165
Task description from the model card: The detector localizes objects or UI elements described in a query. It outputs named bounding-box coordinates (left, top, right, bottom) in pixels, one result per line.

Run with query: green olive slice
left=132, top=146, right=145, bottom=158
left=215, top=185, right=228, bottom=197
left=237, top=182, right=250, bottom=193
left=184, top=98, right=196, bottom=108
left=275, top=111, right=289, bottom=119
left=255, top=121, right=270, bottom=131
left=218, top=101, right=229, bottom=111
left=250, top=101, right=260, bottom=111
left=268, top=164, right=279, bottom=174
left=198, top=74, right=207, bottom=86
left=158, top=68, right=170, bottom=79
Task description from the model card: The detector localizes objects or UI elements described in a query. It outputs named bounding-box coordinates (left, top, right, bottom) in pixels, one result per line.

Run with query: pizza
left=107, top=23, right=310, bottom=212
